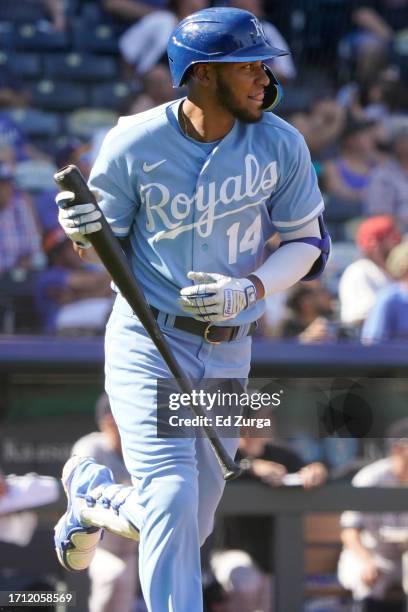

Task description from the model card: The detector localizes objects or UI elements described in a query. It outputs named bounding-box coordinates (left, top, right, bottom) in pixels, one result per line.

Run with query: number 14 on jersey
left=226, top=214, right=262, bottom=264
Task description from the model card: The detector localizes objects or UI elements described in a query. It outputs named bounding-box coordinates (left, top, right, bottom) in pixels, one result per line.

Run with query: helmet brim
left=174, top=44, right=289, bottom=85
left=225, top=42, right=289, bottom=60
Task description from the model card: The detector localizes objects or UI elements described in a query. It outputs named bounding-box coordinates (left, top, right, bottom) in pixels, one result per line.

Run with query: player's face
left=213, top=61, right=270, bottom=123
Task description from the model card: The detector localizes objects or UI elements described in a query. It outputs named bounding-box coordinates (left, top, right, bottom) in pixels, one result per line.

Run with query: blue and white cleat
left=54, top=456, right=103, bottom=572
left=55, top=455, right=139, bottom=572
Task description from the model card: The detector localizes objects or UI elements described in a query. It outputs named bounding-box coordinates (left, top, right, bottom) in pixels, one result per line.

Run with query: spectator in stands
left=0, top=0, right=66, bottom=31
left=202, top=573, right=229, bottom=612
left=211, top=422, right=328, bottom=612
left=103, top=0, right=159, bottom=24
left=362, top=240, right=408, bottom=343
left=0, top=163, right=42, bottom=277
left=322, top=117, right=379, bottom=214
left=289, top=97, right=346, bottom=162
left=341, top=0, right=408, bottom=81
left=71, top=393, right=139, bottom=612
left=34, top=137, right=92, bottom=233
left=141, top=65, right=175, bottom=107
left=0, top=67, right=31, bottom=110
left=278, top=280, right=340, bottom=343
left=338, top=418, right=408, bottom=611
left=229, top=0, right=296, bottom=82
left=365, top=127, right=408, bottom=229
left=35, top=227, right=112, bottom=334
left=0, top=113, right=49, bottom=167
left=119, top=0, right=295, bottom=81
left=339, top=215, right=401, bottom=329
left=120, top=92, right=155, bottom=115
left=119, top=0, right=208, bottom=77
left=336, top=67, right=406, bottom=122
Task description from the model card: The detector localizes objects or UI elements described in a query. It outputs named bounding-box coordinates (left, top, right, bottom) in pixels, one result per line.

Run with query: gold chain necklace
left=179, top=104, right=189, bottom=137
left=179, top=103, right=203, bottom=142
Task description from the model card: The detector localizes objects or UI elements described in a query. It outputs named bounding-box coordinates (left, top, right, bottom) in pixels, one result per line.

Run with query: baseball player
left=54, top=8, right=330, bottom=612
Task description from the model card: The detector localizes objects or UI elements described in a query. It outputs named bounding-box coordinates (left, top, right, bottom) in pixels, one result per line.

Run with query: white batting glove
left=56, top=190, right=102, bottom=249
left=179, top=271, right=257, bottom=322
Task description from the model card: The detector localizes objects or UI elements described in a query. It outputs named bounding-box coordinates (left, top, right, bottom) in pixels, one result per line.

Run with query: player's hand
left=56, top=190, right=102, bottom=249
left=179, top=272, right=257, bottom=322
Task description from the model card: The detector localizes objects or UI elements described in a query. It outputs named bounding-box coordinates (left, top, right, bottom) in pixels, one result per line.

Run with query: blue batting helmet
left=167, top=7, right=288, bottom=111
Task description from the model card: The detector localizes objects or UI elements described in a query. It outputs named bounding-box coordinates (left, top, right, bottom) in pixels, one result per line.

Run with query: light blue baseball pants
left=100, top=295, right=252, bottom=612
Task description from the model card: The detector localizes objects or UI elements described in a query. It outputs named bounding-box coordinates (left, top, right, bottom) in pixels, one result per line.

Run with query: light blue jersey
left=89, top=98, right=324, bottom=324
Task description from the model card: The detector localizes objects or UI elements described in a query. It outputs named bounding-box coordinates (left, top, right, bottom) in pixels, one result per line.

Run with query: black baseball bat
left=54, top=164, right=241, bottom=481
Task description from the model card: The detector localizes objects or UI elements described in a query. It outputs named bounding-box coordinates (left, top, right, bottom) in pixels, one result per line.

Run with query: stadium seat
left=79, top=1, right=106, bottom=24
left=5, top=108, right=61, bottom=138
left=0, top=52, right=41, bottom=79
left=12, top=23, right=70, bottom=51
left=66, top=108, right=117, bottom=138
left=72, top=21, right=119, bottom=54
left=0, top=23, right=16, bottom=50
left=89, top=82, right=132, bottom=110
left=43, top=53, right=117, bottom=82
left=63, top=0, right=80, bottom=17
left=14, top=160, right=57, bottom=193
left=29, top=80, right=88, bottom=112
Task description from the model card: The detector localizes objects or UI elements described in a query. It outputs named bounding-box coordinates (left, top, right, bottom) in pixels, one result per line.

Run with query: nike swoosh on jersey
left=142, top=159, right=167, bottom=173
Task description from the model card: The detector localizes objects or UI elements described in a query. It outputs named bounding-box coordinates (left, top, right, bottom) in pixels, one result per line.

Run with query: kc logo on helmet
left=251, top=19, right=265, bottom=39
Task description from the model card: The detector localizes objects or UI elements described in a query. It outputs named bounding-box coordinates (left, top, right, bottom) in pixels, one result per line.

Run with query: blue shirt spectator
left=0, top=164, right=43, bottom=276
left=0, top=0, right=66, bottom=30
left=362, top=241, right=408, bottom=343
left=362, top=283, right=408, bottom=342
left=34, top=137, right=92, bottom=234
left=35, top=227, right=112, bottom=333
left=0, top=114, right=29, bottom=163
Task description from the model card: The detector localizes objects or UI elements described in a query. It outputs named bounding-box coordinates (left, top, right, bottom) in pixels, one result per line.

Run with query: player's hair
left=181, top=65, right=193, bottom=86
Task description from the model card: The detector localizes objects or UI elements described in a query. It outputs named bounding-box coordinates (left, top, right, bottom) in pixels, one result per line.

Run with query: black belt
left=150, top=306, right=257, bottom=344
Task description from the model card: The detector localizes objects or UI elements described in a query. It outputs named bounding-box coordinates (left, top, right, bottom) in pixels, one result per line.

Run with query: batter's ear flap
left=262, top=64, right=283, bottom=112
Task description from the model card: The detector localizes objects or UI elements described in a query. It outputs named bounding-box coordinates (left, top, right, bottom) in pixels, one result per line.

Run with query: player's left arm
left=179, top=217, right=328, bottom=322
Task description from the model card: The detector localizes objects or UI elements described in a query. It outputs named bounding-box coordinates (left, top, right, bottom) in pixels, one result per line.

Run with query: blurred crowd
left=0, top=0, right=407, bottom=343
left=3, top=393, right=408, bottom=611
left=1, top=4, right=408, bottom=610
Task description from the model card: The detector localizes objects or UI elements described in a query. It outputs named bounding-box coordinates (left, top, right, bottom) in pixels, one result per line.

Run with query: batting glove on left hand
left=179, top=271, right=257, bottom=322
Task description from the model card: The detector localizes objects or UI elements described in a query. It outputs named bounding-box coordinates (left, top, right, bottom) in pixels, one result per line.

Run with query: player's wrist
left=247, top=274, right=265, bottom=301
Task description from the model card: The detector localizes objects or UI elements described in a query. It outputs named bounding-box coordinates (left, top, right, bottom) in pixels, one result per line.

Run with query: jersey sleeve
left=88, top=129, right=139, bottom=238
left=271, top=134, right=324, bottom=234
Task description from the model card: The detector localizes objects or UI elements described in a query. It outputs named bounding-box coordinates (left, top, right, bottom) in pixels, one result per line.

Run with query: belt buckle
left=204, top=323, right=221, bottom=345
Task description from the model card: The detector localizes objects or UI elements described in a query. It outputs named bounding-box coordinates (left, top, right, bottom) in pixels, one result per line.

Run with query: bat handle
left=54, top=164, right=99, bottom=207
left=223, top=465, right=242, bottom=481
